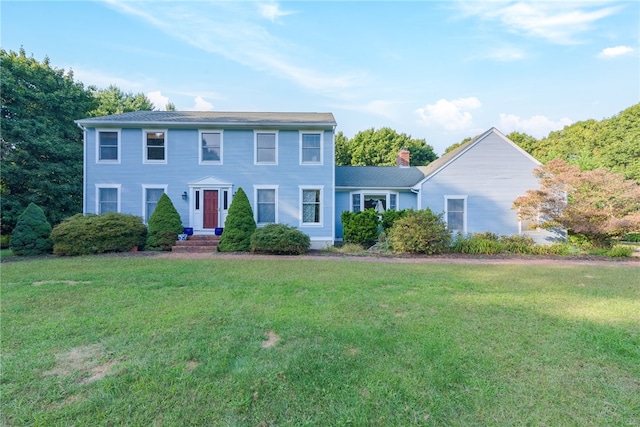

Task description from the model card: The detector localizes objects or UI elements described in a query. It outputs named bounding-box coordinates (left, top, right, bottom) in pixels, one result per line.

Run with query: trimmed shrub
left=9, top=203, right=53, bottom=256
left=51, top=213, right=147, bottom=256
left=1, top=234, right=11, bottom=249
left=250, top=223, right=310, bottom=255
left=381, top=209, right=407, bottom=232
left=219, top=187, right=256, bottom=252
left=388, top=208, right=451, bottom=254
left=452, top=234, right=503, bottom=255
left=341, top=209, right=379, bottom=248
left=146, top=193, right=183, bottom=251
left=624, top=233, right=640, bottom=243
left=501, top=235, right=536, bottom=254
left=607, top=245, right=634, bottom=257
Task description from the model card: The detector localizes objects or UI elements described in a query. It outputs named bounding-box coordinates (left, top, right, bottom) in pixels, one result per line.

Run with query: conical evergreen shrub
left=10, top=202, right=53, bottom=256
left=146, top=193, right=184, bottom=251
left=218, top=187, right=256, bottom=252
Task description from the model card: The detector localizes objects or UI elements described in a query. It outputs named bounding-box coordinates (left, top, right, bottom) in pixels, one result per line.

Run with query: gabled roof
left=414, top=127, right=541, bottom=186
left=75, top=111, right=337, bottom=129
left=335, top=166, right=426, bottom=189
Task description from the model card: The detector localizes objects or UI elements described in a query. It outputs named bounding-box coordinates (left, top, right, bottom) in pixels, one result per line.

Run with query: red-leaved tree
left=513, top=158, right=640, bottom=246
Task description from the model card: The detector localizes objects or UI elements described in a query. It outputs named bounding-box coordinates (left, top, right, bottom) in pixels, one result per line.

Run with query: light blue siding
left=419, top=131, right=540, bottom=235
left=84, top=126, right=335, bottom=247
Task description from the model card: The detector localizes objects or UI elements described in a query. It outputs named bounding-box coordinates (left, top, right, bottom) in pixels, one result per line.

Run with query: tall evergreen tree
left=218, top=188, right=256, bottom=252
left=146, top=194, right=183, bottom=251
left=10, top=202, right=53, bottom=256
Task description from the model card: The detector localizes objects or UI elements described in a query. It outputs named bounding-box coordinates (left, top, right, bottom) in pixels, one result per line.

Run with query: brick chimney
left=396, top=148, right=410, bottom=167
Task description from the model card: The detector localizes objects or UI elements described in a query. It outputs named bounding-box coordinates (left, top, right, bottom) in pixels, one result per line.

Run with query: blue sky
left=2, top=1, right=638, bottom=154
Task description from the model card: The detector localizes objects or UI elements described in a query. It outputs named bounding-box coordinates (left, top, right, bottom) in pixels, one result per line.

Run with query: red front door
left=203, top=190, right=219, bottom=229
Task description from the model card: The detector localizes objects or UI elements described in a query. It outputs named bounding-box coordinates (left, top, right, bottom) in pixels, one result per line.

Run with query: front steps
left=172, top=235, right=220, bottom=253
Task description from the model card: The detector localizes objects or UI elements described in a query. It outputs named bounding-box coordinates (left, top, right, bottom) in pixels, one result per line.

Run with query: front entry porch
left=188, top=176, right=232, bottom=234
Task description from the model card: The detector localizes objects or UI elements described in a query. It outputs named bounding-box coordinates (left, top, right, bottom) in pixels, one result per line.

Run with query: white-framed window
left=96, top=184, right=121, bottom=214
left=351, top=192, right=398, bottom=214
left=254, top=186, right=278, bottom=224
left=255, top=131, right=278, bottom=165
left=96, top=129, right=120, bottom=163
left=300, top=131, right=322, bottom=165
left=142, top=185, right=167, bottom=223
left=200, top=130, right=223, bottom=164
left=300, top=186, right=323, bottom=226
left=143, top=130, right=167, bottom=164
left=445, top=195, right=467, bottom=233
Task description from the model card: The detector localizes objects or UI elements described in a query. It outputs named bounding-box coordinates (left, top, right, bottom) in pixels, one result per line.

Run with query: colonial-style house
left=75, top=111, right=337, bottom=249
left=76, top=112, right=556, bottom=248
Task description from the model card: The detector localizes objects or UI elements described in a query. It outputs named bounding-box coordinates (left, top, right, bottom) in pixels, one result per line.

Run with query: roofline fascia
left=74, top=119, right=336, bottom=129
left=335, top=186, right=416, bottom=191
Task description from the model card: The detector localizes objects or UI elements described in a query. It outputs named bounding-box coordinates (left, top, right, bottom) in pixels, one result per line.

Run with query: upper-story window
left=300, top=132, right=322, bottom=164
left=97, top=130, right=120, bottom=163
left=144, top=130, right=167, bottom=164
left=200, top=131, right=222, bottom=164
left=255, top=132, right=277, bottom=165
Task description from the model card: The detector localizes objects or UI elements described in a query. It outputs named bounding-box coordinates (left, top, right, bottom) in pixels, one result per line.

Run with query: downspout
left=411, top=185, right=421, bottom=209
left=76, top=123, right=87, bottom=214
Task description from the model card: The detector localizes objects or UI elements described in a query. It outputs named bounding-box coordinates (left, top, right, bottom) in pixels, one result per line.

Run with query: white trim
left=82, top=128, right=87, bottom=214
left=254, top=130, right=278, bottom=165
left=95, top=184, right=121, bottom=214
left=142, top=184, right=168, bottom=223
left=96, top=129, right=121, bottom=164
left=299, top=130, right=323, bottom=165
left=299, top=185, right=324, bottom=227
left=199, top=130, right=223, bottom=165
left=254, top=185, right=279, bottom=224
left=142, top=129, right=168, bottom=164
left=444, top=195, right=467, bottom=234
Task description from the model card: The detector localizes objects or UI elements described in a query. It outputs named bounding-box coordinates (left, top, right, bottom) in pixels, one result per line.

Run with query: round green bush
left=388, top=209, right=451, bottom=254
left=9, top=203, right=53, bottom=256
left=51, top=213, right=147, bottom=256
left=607, top=244, right=634, bottom=257
left=341, top=209, right=380, bottom=248
left=219, top=188, right=256, bottom=252
left=146, top=193, right=183, bottom=251
left=250, top=223, right=310, bottom=255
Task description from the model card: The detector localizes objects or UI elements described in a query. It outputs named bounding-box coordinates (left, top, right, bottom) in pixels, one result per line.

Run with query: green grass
left=0, top=248, right=14, bottom=259
left=2, top=257, right=639, bottom=426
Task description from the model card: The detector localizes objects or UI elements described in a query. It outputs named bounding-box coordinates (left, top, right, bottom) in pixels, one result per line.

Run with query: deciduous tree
left=336, top=127, right=437, bottom=166
left=1, top=48, right=95, bottom=234
left=88, top=85, right=154, bottom=117
left=513, top=158, right=640, bottom=246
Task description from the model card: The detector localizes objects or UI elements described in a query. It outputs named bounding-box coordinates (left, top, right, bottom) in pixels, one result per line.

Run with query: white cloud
left=104, top=1, right=357, bottom=97
left=458, top=2, right=620, bottom=44
left=498, top=113, right=573, bottom=138
left=598, top=45, right=634, bottom=58
left=188, top=96, right=214, bottom=111
left=258, top=2, right=294, bottom=22
left=416, top=97, right=482, bottom=131
left=146, top=91, right=169, bottom=110
left=70, top=66, right=146, bottom=91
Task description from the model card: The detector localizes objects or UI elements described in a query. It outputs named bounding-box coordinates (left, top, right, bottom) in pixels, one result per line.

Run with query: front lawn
left=2, top=257, right=639, bottom=426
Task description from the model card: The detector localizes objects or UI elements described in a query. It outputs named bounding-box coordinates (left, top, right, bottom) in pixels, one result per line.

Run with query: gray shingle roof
left=335, top=166, right=426, bottom=188
left=75, top=111, right=337, bottom=128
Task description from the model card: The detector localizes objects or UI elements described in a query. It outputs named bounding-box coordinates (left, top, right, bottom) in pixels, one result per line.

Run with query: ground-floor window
left=97, top=185, right=120, bottom=214
left=351, top=192, right=398, bottom=214
left=255, top=187, right=277, bottom=224
left=144, top=186, right=166, bottom=222
left=445, top=196, right=467, bottom=233
left=300, top=187, right=322, bottom=225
